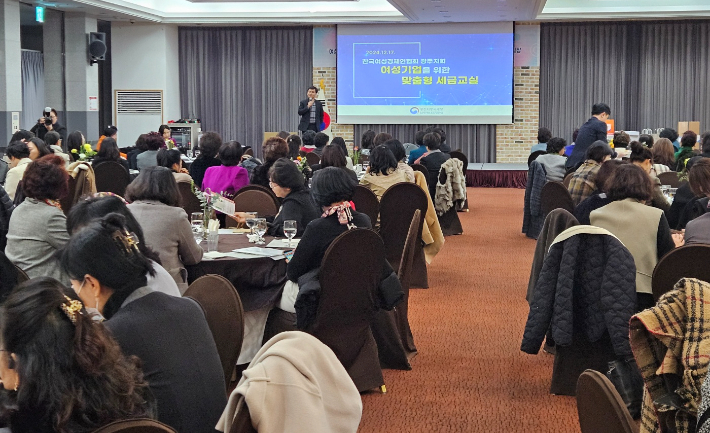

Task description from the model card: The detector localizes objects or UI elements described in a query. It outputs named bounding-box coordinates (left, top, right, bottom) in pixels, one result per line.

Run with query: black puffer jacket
left=521, top=227, right=637, bottom=357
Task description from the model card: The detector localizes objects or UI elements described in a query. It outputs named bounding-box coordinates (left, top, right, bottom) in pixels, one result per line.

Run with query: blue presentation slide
left=337, top=33, right=513, bottom=123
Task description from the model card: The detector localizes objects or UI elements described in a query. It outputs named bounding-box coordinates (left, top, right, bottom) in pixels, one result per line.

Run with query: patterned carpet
left=357, top=188, right=581, bottom=433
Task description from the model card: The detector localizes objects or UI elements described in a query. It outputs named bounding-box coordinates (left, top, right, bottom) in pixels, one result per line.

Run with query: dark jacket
left=127, top=149, right=144, bottom=171
left=574, top=192, right=611, bottom=225
left=52, top=122, right=68, bottom=141
left=522, top=160, right=547, bottom=239
left=105, top=290, right=226, bottom=433
left=0, top=185, right=15, bottom=251
left=297, top=98, right=324, bottom=132
left=250, top=161, right=274, bottom=189
left=521, top=227, right=637, bottom=358
left=419, top=150, right=451, bottom=198
left=188, top=155, right=221, bottom=188
left=566, top=117, right=607, bottom=170
left=666, top=183, right=697, bottom=229
left=267, top=189, right=320, bottom=237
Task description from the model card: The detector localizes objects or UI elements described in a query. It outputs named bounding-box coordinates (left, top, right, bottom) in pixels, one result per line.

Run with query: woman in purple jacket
left=201, top=140, right=249, bottom=198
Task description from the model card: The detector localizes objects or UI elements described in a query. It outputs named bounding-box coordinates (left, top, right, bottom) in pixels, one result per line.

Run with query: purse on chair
left=607, top=357, right=644, bottom=419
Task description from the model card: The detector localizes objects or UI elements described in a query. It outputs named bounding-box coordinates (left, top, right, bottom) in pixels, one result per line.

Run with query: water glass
left=244, top=212, right=258, bottom=234
left=207, top=231, right=219, bottom=252
left=283, top=220, right=297, bottom=248
left=255, top=218, right=267, bottom=245
left=191, top=212, right=204, bottom=244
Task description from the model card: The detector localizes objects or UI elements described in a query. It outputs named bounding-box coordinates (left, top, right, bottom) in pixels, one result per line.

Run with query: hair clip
left=112, top=229, right=140, bottom=255
left=60, top=295, right=83, bottom=324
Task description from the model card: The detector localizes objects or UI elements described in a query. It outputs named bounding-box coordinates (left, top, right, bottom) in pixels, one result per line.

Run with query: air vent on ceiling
left=116, top=90, right=162, bottom=114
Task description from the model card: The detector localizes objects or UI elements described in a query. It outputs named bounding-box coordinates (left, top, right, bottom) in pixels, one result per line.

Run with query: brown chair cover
left=528, top=150, right=547, bottom=167
left=232, top=189, right=279, bottom=218
left=91, top=418, right=177, bottom=433
left=352, top=185, right=379, bottom=225
left=94, top=161, right=130, bottom=197
left=576, top=370, right=637, bottom=433
left=311, top=228, right=385, bottom=392
left=177, top=181, right=202, bottom=216
left=658, top=171, right=682, bottom=188
left=436, top=168, right=463, bottom=236
left=228, top=396, right=257, bottom=433
left=380, top=183, right=429, bottom=288
left=449, top=150, right=469, bottom=211
left=184, top=274, right=245, bottom=388
left=60, top=175, right=77, bottom=216
left=305, top=152, right=320, bottom=166
left=652, top=244, right=710, bottom=300
left=13, top=264, right=29, bottom=285
left=411, top=163, right=429, bottom=182
left=540, top=181, right=576, bottom=217
left=244, top=148, right=253, bottom=157
left=225, top=185, right=280, bottom=228
left=562, top=172, right=574, bottom=188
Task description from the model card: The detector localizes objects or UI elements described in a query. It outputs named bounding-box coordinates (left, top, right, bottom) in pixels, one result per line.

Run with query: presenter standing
left=298, top=86, right=324, bottom=134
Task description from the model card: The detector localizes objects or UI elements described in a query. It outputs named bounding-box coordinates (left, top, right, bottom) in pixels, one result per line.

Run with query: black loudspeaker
left=88, top=32, right=107, bottom=65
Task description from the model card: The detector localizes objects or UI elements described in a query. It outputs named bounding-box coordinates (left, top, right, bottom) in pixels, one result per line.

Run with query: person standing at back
left=566, top=103, right=611, bottom=171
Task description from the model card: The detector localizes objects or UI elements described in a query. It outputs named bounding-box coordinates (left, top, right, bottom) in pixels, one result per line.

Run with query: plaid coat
left=567, top=160, right=600, bottom=206
left=630, top=278, right=710, bottom=433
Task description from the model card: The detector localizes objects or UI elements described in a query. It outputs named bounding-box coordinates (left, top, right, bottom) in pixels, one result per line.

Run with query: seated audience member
left=407, top=130, right=428, bottom=163
left=277, top=131, right=290, bottom=140
left=189, top=131, right=222, bottom=187
left=567, top=140, right=614, bottom=206
left=27, top=137, right=52, bottom=161
left=0, top=185, right=14, bottom=250
left=531, top=127, right=552, bottom=153
left=125, top=167, right=203, bottom=292
left=59, top=214, right=226, bottom=432
left=360, top=145, right=412, bottom=201
left=287, top=134, right=302, bottom=159
left=157, top=148, right=192, bottom=184
left=590, top=164, right=677, bottom=310
left=313, top=132, right=329, bottom=157
left=667, top=156, right=704, bottom=230
left=312, top=145, right=358, bottom=182
left=331, top=136, right=354, bottom=169
left=535, top=137, right=567, bottom=182
left=300, top=130, right=317, bottom=153
left=418, top=132, right=451, bottom=198
left=159, top=124, right=176, bottom=149
left=431, top=127, right=451, bottom=153
left=202, top=140, right=249, bottom=197
left=4, top=142, right=32, bottom=201
left=660, top=127, right=680, bottom=151
left=233, top=158, right=319, bottom=237
left=628, top=141, right=669, bottom=212
left=700, top=132, right=710, bottom=158
left=96, top=125, right=118, bottom=151
left=651, top=137, right=675, bottom=173
left=136, top=132, right=163, bottom=171
left=9, top=129, right=33, bottom=143
left=278, top=167, right=372, bottom=313
left=675, top=130, right=698, bottom=171
left=373, top=132, right=393, bottom=148
left=681, top=158, right=710, bottom=244
left=564, top=129, right=579, bottom=157
left=127, top=134, right=148, bottom=171
left=251, top=137, right=289, bottom=188
left=93, top=137, right=130, bottom=172
left=639, top=134, right=654, bottom=148
left=384, top=138, right=415, bottom=182
left=574, top=160, right=625, bottom=225
left=360, top=129, right=376, bottom=155
left=65, top=131, right=85, bottom=160
left=43, top=131, right=71, bottom=164
left=5, top=155, right=69, bottom=282
left=612, top=131, right=630, bottom=149
left=0, top=278, right=155, bottom=432
left=67, top=194, right=181, bottom=297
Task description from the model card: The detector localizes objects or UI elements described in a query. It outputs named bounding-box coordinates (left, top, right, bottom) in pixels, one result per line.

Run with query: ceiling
left=28, top=0, right=710, bottom=24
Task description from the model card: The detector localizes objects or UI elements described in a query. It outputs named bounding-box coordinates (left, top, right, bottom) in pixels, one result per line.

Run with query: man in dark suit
left=419, top=131, right=451, bottom=199
left=298, top=86, right=324, bottom=134
left=566, top=102, right=611, bottom=171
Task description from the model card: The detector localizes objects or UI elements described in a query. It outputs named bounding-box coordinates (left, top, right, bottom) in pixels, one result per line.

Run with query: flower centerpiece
left=292, top=156, right=312, bottom=182
left=350, top=146, right=361, bottom=166
left=192, top=183, right=219, bottom=239
left=71, top=143, right=97, bottom=161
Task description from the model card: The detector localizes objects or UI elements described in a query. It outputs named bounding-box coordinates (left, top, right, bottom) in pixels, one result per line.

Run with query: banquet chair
left=576, top=370, right=637, bottom=433
left=411, top=163, right=430, bottom=183
left=244, top=147, right=253, bottom=157
left=651, top=244, right=710, bottom=300
left=185, top=274, right=245, bottom=389
left=657, top=171, right=682, bottom=188
left=352, top=185, right=379, bottom=225
left=562, top=172, right=574, bottom=188
left=379, top=182, right=429, bottom=288
left=311, top=228, right=386, bottom=392
left=91, top=418, right=177, bottom=433
left=435, top=162, right=464, bottom=236
left=528, top=150, right=546, bottom=167
left=449, top=150, right=469, bottom=211
left=59, top=175, right=78, bottom=216
left=540, top=181, right=575, bottom=217
left=232, top=189, right=279, bottom=218
left=94, top=161, right=130, bottom=197
left=225, top=185, right=280, bottom=228
left=228, top=396, right=257, bottom=433
left=177, top=181, right=202, bottom=216
left=305, top=152, right=320, bottom=166
left=13, top=263, right=28, bottom=285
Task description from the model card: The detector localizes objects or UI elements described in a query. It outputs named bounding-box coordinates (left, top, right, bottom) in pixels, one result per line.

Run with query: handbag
left=607, top=357, right=644, bottom=419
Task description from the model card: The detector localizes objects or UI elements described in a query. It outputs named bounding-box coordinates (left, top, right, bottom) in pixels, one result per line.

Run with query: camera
left=37, top=116, right=51, bottom=126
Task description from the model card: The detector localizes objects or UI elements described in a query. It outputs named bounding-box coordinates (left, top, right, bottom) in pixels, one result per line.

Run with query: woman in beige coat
left=359, top=145, right=411, bottom=201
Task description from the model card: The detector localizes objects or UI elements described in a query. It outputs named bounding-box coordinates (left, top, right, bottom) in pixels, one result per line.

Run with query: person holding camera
left=30, top=107, right=67, bottom=141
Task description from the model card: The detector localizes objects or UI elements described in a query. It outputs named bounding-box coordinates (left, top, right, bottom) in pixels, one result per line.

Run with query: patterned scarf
left=321, top=201, right=356, bottom=229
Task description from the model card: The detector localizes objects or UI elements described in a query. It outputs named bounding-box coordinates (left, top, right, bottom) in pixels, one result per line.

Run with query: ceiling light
left=438, top=10, right=449, bottom=13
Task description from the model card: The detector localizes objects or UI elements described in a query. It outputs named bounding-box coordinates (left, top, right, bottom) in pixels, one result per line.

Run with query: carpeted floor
left=357, top=187, right=581, bottom=433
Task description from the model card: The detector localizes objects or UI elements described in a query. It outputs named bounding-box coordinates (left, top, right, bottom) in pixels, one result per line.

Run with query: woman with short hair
left=574, top=160, right=625, bottom=225
left=359, top=145, right=411, bottom=201
left=682, top=158, right=710, bottom=244
left=93, top=137, right=129, bottom=172
left=189, top=132, right=223, bottom=188
left=136, top=132, right=163, bottom=171
left=0, top=277, right=155, bottom=432
left=157, top=148, right=192, bottom=183
left=202, top=140, right=249, bottom=197
left=567, top=141, right=615, bottom=206
left=384, top=138, right=415, bottom=182
left=651, top=138, right=675, bottom=173
left=312, top=145, right=358, bottom=182
left=535, top=137, right=568, bottom=182
left=4, top=141, right=32, bottom=201
left=628, top=141, right=669, bottom=211
left=126, top=167, right=203, bottom=292
left=251, top=137, right=289, bottom=188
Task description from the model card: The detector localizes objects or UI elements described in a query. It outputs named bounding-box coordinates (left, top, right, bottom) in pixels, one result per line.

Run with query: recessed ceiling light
left=438, top=10, right=449, bottom=13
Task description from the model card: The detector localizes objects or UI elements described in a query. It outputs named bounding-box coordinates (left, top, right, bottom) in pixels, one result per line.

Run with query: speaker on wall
left=88, top=32, right=107, bottom=65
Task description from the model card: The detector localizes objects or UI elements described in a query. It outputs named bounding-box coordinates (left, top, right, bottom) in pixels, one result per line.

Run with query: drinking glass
left=244, top=212, right=258, bottom=233
left=191, top=212, right=204, bottom=244
left=255, top=218, right=267, bottom=245
left=283, top=220, right=297, bottom=248
left=207, top=231, right=219, bottom=252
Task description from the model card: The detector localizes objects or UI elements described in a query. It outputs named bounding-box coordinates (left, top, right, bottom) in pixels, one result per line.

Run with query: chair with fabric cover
left=94, top=161, right=130, bottom=197
left=305, top=152, right=320, bottom=166
left=225, top=184, right=280, bottom=228
left=244, top=148, right=253, bottom=157
left=91, top=418, right=177, bottom=433
left=352, top=185, right=379, bottom=226
left=562, top=172, right=574, bottom=188
left=311, top=228, right=386, bottom=392
left=184, top=274, right=245, bottom=388
left=651, top=244, right=710, bottom=300
left=576, top=370, right=637, bottom=433
left=380, top=182, right=429, bottom=288
left=228, top=396, right=257, bottom=433
left=540, top=181, right=576, bottom=217
left=435, top=164, right=464, bottom=236
left=528, top=150, right=546, bottom=167
left=449, top=150, right=469, bottom=211
left=657, top=171, right=682, bottom=188
left=232, top=188, right=279, bottom=218
left=177, top=181, right=202, bottom=216
left=411, top=163, right=429, bottom=182
left=13, top=264, right=28, bottom=285
left=59, top=175, right=77, bottom=216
